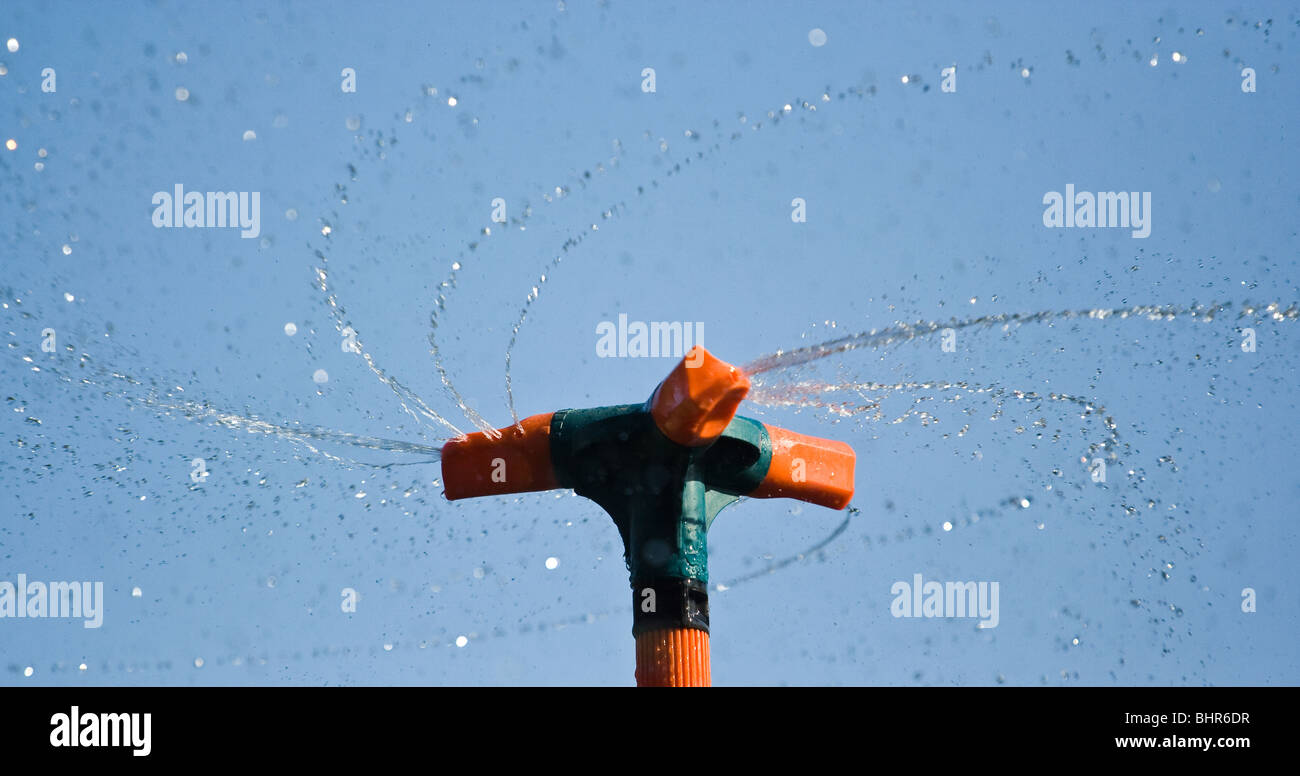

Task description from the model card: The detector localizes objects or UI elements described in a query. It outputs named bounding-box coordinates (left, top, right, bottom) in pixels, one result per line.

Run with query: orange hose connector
left=634, top=627, right=711, bottom=687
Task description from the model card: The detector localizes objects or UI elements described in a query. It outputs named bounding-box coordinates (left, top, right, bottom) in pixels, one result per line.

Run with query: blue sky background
left=2, top=1, right=1297, bottom=685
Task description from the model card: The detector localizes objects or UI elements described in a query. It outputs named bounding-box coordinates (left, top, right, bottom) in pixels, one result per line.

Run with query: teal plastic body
left=548, top=402, right=774, bottom=588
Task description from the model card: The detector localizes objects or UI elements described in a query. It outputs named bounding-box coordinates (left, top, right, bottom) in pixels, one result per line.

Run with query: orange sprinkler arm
left=749, top=425, right=856, bottom=510
left=648, top=346, right=750, bottom=447
left=441, top=413, right=557, bottom=501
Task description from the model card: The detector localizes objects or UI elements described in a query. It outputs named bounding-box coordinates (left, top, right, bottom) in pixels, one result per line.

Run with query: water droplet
left=545, top=556, right=559, bottom=570
left=808, top=28, right=827, bottom=47
left=6, top=38, right=19, bottom=53
left=175, top=87, right=190, bottom=101
left=455, top=635, right=468, bottom=648
left=312, top=369, right=329, bottom=384
left=242, top=129, right=256, bottom=141
left=283, top=322, right=298, bottom=336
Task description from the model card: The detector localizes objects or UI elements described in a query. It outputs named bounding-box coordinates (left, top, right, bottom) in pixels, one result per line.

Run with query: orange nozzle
left=441, top=412, right=557, bottom=501
left=751, top=424, right=856, bottom=510
left=649, top=346, right=750, bottom=447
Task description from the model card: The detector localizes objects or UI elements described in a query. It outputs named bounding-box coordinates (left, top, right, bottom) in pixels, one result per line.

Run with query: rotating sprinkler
left=440, top=346, right=856, bottom=686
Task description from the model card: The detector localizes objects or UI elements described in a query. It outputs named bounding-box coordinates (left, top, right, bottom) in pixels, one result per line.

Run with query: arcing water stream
left=3, top=6, right=1296, bottom=683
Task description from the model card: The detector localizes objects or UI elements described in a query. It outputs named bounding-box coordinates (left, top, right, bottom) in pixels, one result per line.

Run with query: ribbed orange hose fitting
left=634, top=627, right=711, bottom=687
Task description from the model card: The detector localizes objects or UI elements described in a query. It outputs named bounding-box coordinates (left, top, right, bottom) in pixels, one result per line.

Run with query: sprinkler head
left=440, top=346, right=856, bottom=683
